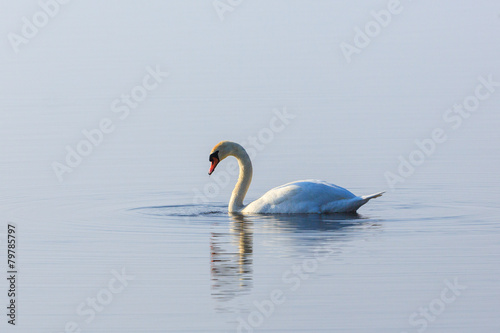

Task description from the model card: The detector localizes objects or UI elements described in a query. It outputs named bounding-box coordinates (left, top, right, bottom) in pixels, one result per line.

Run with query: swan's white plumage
left=208, top=141, right=383, bottom=214
left=243, top=180, right=381, bottom=214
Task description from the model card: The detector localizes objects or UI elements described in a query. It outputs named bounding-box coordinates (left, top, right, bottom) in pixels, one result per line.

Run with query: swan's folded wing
left=243, top=180, right=380, bottom=214
left=244, top=184, right=302, bottom=213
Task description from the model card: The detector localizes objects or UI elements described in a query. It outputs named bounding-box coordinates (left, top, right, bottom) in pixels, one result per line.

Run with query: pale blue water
left=1, top=1, right=500, bottom=332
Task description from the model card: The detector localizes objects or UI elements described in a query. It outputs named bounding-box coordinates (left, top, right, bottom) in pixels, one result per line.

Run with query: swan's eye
left=209, top=151, right=219, bottom=162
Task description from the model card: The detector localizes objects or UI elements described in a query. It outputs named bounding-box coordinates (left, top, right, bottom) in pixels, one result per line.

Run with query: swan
left=208, top=141, right=384, bottom=214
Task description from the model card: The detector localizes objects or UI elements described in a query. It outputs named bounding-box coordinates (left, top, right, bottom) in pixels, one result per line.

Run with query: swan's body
left=208, top=141, right=383, bottom=214
left=242, top=180, right=383, bottom=214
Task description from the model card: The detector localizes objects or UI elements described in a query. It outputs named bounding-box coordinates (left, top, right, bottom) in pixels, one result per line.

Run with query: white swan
left=208, top=141, right=384, bottom=214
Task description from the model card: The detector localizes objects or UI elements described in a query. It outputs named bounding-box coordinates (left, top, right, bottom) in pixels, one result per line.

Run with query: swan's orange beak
left=209, top=157, right=219, bottom=175
left=209, top=151, right=220, bottom=175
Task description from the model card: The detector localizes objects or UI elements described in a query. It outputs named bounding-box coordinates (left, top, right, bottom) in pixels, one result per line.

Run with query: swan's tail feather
left=361, top=191, right=385, bottom=201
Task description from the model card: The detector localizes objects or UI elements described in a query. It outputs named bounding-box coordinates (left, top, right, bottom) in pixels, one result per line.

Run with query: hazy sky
left=1, top=0, right=499, bottom=196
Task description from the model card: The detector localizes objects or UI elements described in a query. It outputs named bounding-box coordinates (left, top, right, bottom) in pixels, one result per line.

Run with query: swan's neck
left=229, top=147, right=253, bottom=213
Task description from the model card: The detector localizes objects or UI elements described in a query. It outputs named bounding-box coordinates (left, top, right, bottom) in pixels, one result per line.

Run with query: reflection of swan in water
left=258, top=212, right=365, bottom=232
left=255, top=213, right=379, bottom=255
left=210, top=214, right=253, bottom=307
left=210, top=212, right=380, bottom=313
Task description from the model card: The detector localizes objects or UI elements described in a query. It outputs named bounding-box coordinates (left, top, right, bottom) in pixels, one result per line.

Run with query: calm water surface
left=4, top=149, right=499, bottom=332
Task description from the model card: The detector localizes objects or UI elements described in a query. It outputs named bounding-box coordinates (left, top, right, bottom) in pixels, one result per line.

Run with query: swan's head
left=208, top=141, right=241, bottom=175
